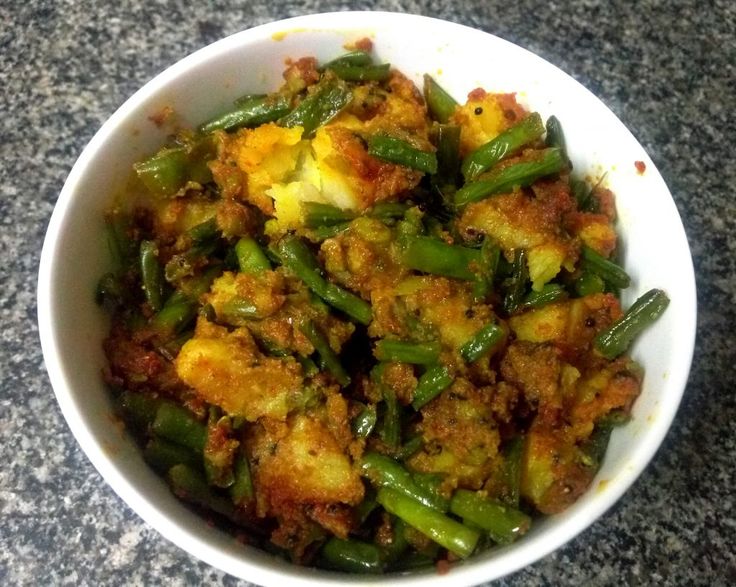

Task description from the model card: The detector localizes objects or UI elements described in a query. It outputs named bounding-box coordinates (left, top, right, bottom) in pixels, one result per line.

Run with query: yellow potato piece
left=175, top=332, right=302, bottom=421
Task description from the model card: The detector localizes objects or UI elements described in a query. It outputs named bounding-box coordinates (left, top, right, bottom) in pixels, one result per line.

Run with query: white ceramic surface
left=38, top=11, right=696, bottom=586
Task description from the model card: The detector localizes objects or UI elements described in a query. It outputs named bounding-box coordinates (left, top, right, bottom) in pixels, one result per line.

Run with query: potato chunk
left=175, top=328, right=303, bottom=421
left=252, top=413, right=365, bottom=515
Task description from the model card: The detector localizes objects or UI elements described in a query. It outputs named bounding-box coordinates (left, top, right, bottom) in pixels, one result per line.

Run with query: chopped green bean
left=277, top=236, right=372, bottom=325
left=460, top=323, right=504, bottom=363
left=328, top=62, right=391, bottom=82
left=423, top=74, right=458, bottom=123
left=167, top=464, right=237, bottom=520
left=581, top=245, right=631, bottom=290
left=302, top=201, right=355, bottom=228
left=322, top=50, right=373, bottom=69
left=545, top=115, right=569, bottom=165
left=594, top=288, right=670, bottom=359
left=118, top=391, right=162, bottom=431
left=352, top=405, right=378, bottom=438
left=412, top=365, right=453, bottom=410
left=199, top=94, right=291, bottom=134
left=462, top=113, right=545, bottom=181
left=144, top=437, right=201, bottom=474
left=500, top=437, right=524, bottom=508
left=134, top=147, right=188, bottom=197
left=301, top=319, right=351, bottom=386
left=435, top=124, right=461, bottom=185
left=522, top=283, right=567, bottom=308
left=450, top=489, right=530, bottom=545
left=280, top=79, right=352, bottom=137
left=401, top=236, right=482, bottom=281
left=503, top=249, right=529, bottom=315
left=360, top=452, right=447, bottom=512
left=455, top=148, right=566, bottom=207
left=574, top=271, right=606, bottom=297
left=374, top=339, right=440, bottom=365
left=139, top=240, right=165, bottom=312
left=377, top=487, right=479, bottom=558
left=230, top=448, right=254, bottom=505
left=153, top=403, right=206, bottom=453
left=235, top=237, right=271, bottom=273
left=367, top=135, right=438, bottom=174
left=321, top=537, right=383, bottom=574
left=395, top=435, right=424, bottom=460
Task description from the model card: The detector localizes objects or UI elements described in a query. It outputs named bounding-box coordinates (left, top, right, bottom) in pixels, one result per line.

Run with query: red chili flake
left=148, top=105, right=174, bottom=127
left=635, top=160, right=646, bottom=174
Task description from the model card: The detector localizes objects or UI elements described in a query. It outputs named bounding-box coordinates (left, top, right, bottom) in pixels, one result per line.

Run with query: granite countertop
left=2, top=0, right=734, bottom=584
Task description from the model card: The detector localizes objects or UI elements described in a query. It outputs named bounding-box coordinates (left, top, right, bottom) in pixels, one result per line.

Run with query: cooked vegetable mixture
left=97, top=45, right=669, bottom=572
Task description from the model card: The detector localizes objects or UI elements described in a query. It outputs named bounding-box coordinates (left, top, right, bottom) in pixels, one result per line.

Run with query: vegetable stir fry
left=97, top=45, right=668, bottom=573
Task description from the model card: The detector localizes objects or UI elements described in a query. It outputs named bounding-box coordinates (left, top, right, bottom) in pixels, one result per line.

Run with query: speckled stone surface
left=2, top=0, right=734, bottom=584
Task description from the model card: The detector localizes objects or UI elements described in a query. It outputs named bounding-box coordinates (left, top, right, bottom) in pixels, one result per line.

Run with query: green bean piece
left=522, top=283, right=567, bottom=309
left=401, top=236, right=482, bottom=281
left=574, top=271, right=606, bottom=297
left=199, top=94, right=291, bottom=134
left=328, top=62, right=391, bottom=82
left=134, top=147, right=188, bottom=197
left=105, top=212, right=134, bottom=271
left=412, top=364, right=453, bottom=410
left=461, top=113, right=546, bottom=182
left=423, top=74, right=458, bottom=123
left=302, top=201, right=356, bottom=228
left=360, top=452, right=447, bottom=512
left=381, top=387, right=401, bottom=449
left=412, top=472, right=451, bottom=512
left=500, top=437, right=524, bottom=508
left=367, top=135, right=438, bottom=174
left=356, top=492, right=379, bottom=524
left=388, top=552, right=435, bottom=572
left=144, top=437, right=201, bottom=475
left=374, top=339, right=440, bottom=365
left=579, top=422, right=614, bottom=469
left=545, top=115, right=569, bottom=165
left=218, top=299, right=261, bottom=321
left=167, top=464, right=237, bottom=520
left=395, top=435, right=424, bottom=460
left=581, top=245, right=631, bottom=290
left=503, top=249, right=529, bottom=315
left=377, top=488, right=479, bottom=558
left=369, top=202, right=410, bottom=222
left=118, top=391, right=162, bottom=431
left=435, top=124, right=461, bottom=185
left=454, top=148, right=566, bottom=207
left=353, top=405, right=378, bottom=439
left=594, top=288, right=670, bottom=359
left=450, top=489, right=530, bottom=545
left=230, top=447, right=254, bottom=505
left=570, top=177, right=591, bottom=209
left=320, top=537, right=384, bottom=574
left=234, top=237, right=271, bottom=273
left=151, top=297, right=197, bottom=335
left=473, top=239, right=501, bottom=301
left=460, top=323, right=504, bottom=363
left=187, top=218, right=219, bottom=245
left=277, top=236, right=373, bottom=325
left=280, top=79, right=352, bottom=137
left=322, top=50, right=373, bottom=69
left=139, top=240, right=165, bottom=312
left=152, top=403, right=207, bottom=453
left=308, top=222, right=352, bottom=241
left=300, top=319, right=351, bottom=386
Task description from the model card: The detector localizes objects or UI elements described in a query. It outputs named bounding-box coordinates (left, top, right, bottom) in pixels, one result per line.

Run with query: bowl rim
left=37, top=10, right=697, bottom=586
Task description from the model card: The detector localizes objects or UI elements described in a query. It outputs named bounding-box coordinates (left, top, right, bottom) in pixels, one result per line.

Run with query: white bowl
left=38, top=11, right=696, bottom=586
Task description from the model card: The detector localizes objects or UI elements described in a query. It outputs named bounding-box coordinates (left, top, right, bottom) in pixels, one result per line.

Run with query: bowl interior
left=38, top=11, right=696, bottom=586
